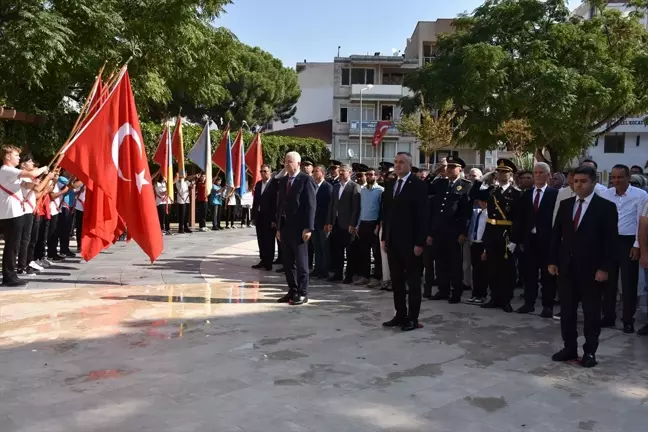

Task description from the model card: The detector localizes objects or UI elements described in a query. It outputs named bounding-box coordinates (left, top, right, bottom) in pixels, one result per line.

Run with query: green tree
left=401, top=0, right=648, bottom=171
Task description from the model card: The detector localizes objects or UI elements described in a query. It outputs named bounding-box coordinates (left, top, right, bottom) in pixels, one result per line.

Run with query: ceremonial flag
left=152, top=123, right=174, bottom=202
left=245, top=132, right=263, bottom=187
left=172, top=115, right=185, bottom=177
left=59, top=69, right=163, bottom=262
left=187, top=122, right=213, bottom=200
left=231, top=129, right=246, bottom=192
left=372, top=120, right=391, bottom=146
left=224, top=129, right=235, bottom=189
left=211, top=123, right=230, bottom=172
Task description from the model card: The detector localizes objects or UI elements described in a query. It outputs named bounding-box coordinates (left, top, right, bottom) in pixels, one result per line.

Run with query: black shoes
left=327, top=275, right=343, bottom=282
left=637, top=324, right=648, bottom=336
left=1, top=278, right=26, bottom=287
left=382, top=316, right=406, bottom=328
left=342, top=277, right=354, bottom=284
left=430, top=292, right=449, bottom=301
left=580, top=353, right=597, bottom=368
left=551, top=348, right=578, bottom=362
left=289, top=295, right=308, bottom=306
left=540, top=307, right=553, bottom=318
left=275, top=268, right=285, bottom=273
left=623, top=323, right=635, bottom=334
left=277, top=293, right=293, bottom=303
left=401, top=319, right=420, bottom=332
left=448, top=296, right=461, bottom=304
left=502, top=303, right=513, bottom=313
left=600, top=318, right=616, bottom=328
left=251, top=262, right=265, bottom=269
left=481, top=300, right=498, bottom=309
left=516, top=304, right=535, bottom=314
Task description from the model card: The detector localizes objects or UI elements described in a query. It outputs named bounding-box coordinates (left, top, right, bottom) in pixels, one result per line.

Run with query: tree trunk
left=547, top=146, right=561, bottom=173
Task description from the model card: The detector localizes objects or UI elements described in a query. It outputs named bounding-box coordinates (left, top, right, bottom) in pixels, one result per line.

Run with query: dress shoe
left=1, top=279, right=26, bottom=287
left=342, top=277, right=354, bottom=284
left=637, top=324, right=648, bottom=336
left=380, top=281, right=392, bottom=291
left=502, top=303, right=513, bottom=313
left=401, top=319, right=420, bottom=332
left=481, top=300, right=498, bottom=309
left=275, top=268, right=285, bottom=273
left=251, top=262, right=265, bottom=269
left=551, top=348, right=578, bottom=362
left=273, top=258, right=281, bottom=264
left=430, top=292, right=450, bottom=301
left=623, top=323, right=635, bottom=334
left=264, top=266, right=273, bottom=271
left=423, top=286, right=432, bottom=298
left=354, top=277, right=369, bottom=285
left=539, top=307, right=553, bottom=318
left=289, top=295, right=308, bottom=305
left=448, top=296, right=461, bottom=304
left=277, top=293, right=293, bottom=303
left=367, top=279, right=382, bottom=288
left=600, top=318, right=616, bottom=328
left=327, top=275, right=343, bottom=282
left=580, top=353, right=597, bottom=368
left=516, top=304, right=535, bottom=314
left=382, top=316, right=406, bottom=328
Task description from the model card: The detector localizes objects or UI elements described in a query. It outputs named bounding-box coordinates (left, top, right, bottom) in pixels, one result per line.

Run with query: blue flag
left=225, top=131, right=234, bottom=189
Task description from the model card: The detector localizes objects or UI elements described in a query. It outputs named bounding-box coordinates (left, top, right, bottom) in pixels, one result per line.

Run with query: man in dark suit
left=251, top=164, right=277, bottom=271
left=325, top=164, right=361, bottom=283
left=274, top=152, right=317, bottom=305
left=549, top=165, right=618, bottom=368
left=512, top=162, right=559, bottom=317
left=311, top=164, right=333, bottom=278
left=381, top=152, right=429, bottom=331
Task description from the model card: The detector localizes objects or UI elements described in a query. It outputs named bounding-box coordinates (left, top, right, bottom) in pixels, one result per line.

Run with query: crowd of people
left=255, top=151, right=648, bottom=368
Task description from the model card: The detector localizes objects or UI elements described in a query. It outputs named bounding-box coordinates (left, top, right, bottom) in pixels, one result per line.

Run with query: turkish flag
left=59, top=69, right=162, bottom=262
left=372, top=120, right=391, bottom=147
left=211, top=123, right=230, bottom=172
left=245, top=132, right=263, bottom=188
left=153, top=124, right=170, bottom=178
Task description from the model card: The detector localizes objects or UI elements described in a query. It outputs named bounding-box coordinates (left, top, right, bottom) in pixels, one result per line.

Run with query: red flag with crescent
left=372, top=120, right=391, bottom=147
left=59, top=69, right=162, bottom=262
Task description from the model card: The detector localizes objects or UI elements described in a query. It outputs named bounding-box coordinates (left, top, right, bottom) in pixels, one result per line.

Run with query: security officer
left=428, top=156, right=473, bottom=303
left=481, top=158, right=521, bottom=312
left=378, top=162, right=395, bottom=187
left=423, top=160, right=447, bottom=298
left=327, top=160, right=342, bottom=186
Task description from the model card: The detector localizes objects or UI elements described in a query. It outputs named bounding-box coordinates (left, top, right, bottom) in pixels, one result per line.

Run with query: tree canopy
left=400, top=0, right=648, bottom=170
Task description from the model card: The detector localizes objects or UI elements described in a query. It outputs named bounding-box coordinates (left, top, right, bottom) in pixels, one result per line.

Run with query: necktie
left=394, top=179, right=404, bottom=197
left=473, top=209, right=482, bottom=241
left=286, top=176, right=294, bottom=194
left=573, top=199, right=584, bottom=231
left=533, top=189, right=541, bottom=212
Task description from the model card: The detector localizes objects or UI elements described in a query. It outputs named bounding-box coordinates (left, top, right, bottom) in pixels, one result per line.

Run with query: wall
left=587, top=132, right=648, bottom=181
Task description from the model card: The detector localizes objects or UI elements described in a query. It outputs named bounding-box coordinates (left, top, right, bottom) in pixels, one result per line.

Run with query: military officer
left=427, top=156, right=473, bottom=303
left=327, top=160, right=342, bottom=186
left=481, top=158, right=522, bottom=312
left=423, top=161, right=448, bottom=298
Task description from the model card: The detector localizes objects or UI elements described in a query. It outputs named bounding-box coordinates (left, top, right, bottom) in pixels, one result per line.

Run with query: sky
left=216, top=0, right=584, bottom=68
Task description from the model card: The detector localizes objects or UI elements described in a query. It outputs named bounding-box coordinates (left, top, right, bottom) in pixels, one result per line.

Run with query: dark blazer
left=429, top=177, right=473, bottom=237
left=327, top=180, right=361, bottom=229
left=381, top=174, right=429, bottom=254
left=549, top=194, right=618, bottom=278
left=511, top=186, right=558, bottom=246
left=275, top=172, right=317, bottom=238
left=252, top=179, right=277, bottom=222
left=314, top=180, right=333, bottom=230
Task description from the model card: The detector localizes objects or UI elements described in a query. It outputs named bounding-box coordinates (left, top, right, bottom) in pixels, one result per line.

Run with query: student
left=73, top=182, right=86, bottom=252
left=210, top=177, right=223, bottom=230
left=154, top=174, right=172, bottom=235
left=466, top=189, right=490, bottom=305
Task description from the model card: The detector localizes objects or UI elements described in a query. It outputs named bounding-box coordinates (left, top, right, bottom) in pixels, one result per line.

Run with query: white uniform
left=20, top=178, right=37, bottom=215
left=74, top=186, right=86, bottom=212
left=50, top=183, right=62, bottom=217
left=155, top=182, right=172, bottom=205
left=0, top=165, right=24, bottom=220
left=175, top=180, right=190, bottom=204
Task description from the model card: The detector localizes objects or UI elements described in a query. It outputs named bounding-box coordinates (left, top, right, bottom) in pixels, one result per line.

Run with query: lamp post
left=359, top=84, right=373, bottom=164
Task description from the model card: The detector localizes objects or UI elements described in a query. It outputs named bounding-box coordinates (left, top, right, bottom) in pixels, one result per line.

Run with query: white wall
left=272, top=63, right=334, bottom=132
left=587, top=131, right=648, bottom=181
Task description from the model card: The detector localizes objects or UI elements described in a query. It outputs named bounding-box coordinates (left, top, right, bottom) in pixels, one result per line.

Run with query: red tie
left=573, top=199, right=584, bottom=231
left=286, top=176, right=294, bottom=194
left=533, top=189, right=541, bottom=212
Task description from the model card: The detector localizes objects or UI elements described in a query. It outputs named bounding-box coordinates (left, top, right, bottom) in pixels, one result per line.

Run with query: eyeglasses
left=260, top=170, right=269, bottom=173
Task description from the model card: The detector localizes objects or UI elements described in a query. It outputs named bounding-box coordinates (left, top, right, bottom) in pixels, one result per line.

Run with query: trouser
left=27, top=215, right=41, bottom=265
left=240, top=207, right=250, bottom=226
left=387, top=246, right=422, bottom=320
left=225, top=206, right=235, bottom=227
left=358, top=221, right=380, bottom=279
left=176, top=203, right=189, bottom=232
left=2, top=215, right=24, bottom=282
left=57, top=208, right=74, bottom=254
left=157, top=205, right=170, bottom=231
left=470, top=242, right=488, bottom=298
left=380, top=242, right=390, bottom=282
left=47, top=214, right=60, bottom=257
left=276, top=238, right=283, bottom=262
left=197, top=201, right=208, bottom=228
left=255, top=216, right=276, bottom=265
left=212, top=204, right=221, bottom=228
left=280, top=227, right=309, bottom=296
left=17, top=213, right=35, bottom=269
left=433, top=232, right=465, bottom=298
left=423, top=244, right=436, bottom=292
left=604, top=235, right=639, bottom=324
left=75, top=210, right=84, bottom=251
left=308, top=238, right=314, bottom=269
left=462, top=242, right=472, bottom=287
left=330, top=223, right=352, bottom=278
left=523, top=235, right=557, bottom=308
left=560, top=271, right=603, bottom=354
left=35, top=217, right=50, bottom=260
left=485, top=227, right=515, bottom=305
left=312, top=228, right=330, bottom=277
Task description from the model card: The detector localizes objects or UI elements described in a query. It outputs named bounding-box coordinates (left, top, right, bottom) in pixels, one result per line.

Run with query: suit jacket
left=549, top=194, right=618, bottom=279
left=327, top=180, right=361, bottom=229
left=251, top=179, right=277, bottom=222
left=381, top=174, right=429, bottom=254
left=429, top=177, right=473, bottom=237
left=275, top=172, right=317, bottom=239
left=314, top=180, right=333, bottom=230
left=511, top=186, right=558, bottom=246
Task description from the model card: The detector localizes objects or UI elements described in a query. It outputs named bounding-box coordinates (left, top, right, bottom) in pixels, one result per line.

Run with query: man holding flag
left=187, top=122, right=214, bottom=232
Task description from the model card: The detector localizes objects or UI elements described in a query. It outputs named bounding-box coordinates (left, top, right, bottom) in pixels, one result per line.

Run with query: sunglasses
left=260, top=170, right=270, bottom=173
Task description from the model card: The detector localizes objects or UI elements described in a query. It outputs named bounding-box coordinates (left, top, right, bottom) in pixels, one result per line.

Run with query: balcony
left=348, top=121, right=400, bottom=137
left=349, top=84, right=413, bottom=101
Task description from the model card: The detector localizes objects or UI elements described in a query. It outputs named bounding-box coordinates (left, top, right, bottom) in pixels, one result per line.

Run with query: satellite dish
left=348, top=149, right=356, bottom=158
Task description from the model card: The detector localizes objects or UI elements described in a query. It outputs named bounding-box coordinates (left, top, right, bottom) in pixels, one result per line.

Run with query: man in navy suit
left=511, top=162, right=559, bottom=317
left=251, top=164, right=277, bottom=271
left=311, top=164, right=333, bottom=278
left=274, top=152, right=317, bottom=305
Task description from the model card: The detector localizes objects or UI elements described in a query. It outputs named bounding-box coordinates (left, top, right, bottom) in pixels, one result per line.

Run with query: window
left=604, top=133, right=625, bottom=153
left=381, top=105, right=394, bottom=121
left=341, top=68, right=350, bottom=86
left=350, top=68, right=375, bottom=85
left=340, top=106, right=348, bottom=123
left=348, top=105, right=376, bottom=122
left=382, top=141, right=396, bottom=160
left=382, top=73, right=404, bottom=85
left=336, top=139, right=360, bottom=160
left=364, top=142, right=376, bottom=160
left=336, top=140, right=348, bottom=159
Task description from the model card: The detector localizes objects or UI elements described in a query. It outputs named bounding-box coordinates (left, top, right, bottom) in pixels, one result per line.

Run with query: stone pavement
left=1, top=229, right=647, bottom=432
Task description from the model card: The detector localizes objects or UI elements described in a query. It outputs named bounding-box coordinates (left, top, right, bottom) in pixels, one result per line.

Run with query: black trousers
left=197, top=201, right=208, bottom=228
left=470, top=242, right=488, bottom=298
left=312, top=228, right=330, bottom=277
left=35, top=217, right=49, bottom=260
left=433, top=232, right=465, bottom=298
left=255, top=216, right=276, bottom=266
left=308, top=238, right=314, bottom=269
left=157, top=205, right=170, bottom=231
left=280, top=227, right=309, bottom=296
left=358, top=221, right=380, bottom=279
left=485, top=227, right=515, bottom=305
left=75, top=210, right=84, bottom=251
left=560, top=271, right=603, bottom=354
left=523, top=235, right=557, bottom=308
left=211, top=204, right=221, bottom=228
left=27, top=215, right=41, bottom=265
left=387, top=246, right=422, bottom=320
left=56, top=208, right=74, bottom=254
left=603, top=235, right=639, bottom=324
left=240, top=207, right=250, bottom=227
left=17, top=213, right=35, bottom=269
left=330, top=223, right=353, bottom=278
left=423, top=244, right=436, bottom=291
left=2, top=215, right=24, bottom=282
left=47, top=213, right=60, bottom=258
left=176, top=203, right=189, bottom=232
left=225, top=205, right=236, bottom=227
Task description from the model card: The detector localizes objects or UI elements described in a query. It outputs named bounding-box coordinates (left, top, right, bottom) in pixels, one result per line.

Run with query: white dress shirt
left=573, top=191, right=595, bottom=229
left=260, top=180, right=269, bottom=195
left=603, top=185, right=648, bottom=247
left=530, top=184, right=548, bottom=233
left=473, top=208, right=488, bottom=242
left=338, top=180, right=348, bottom=199
left=175, top=179, right=190, bottom=204
left=393, top=172, right=411, bottom=196
left=0, top=165, right=24, bottom=220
